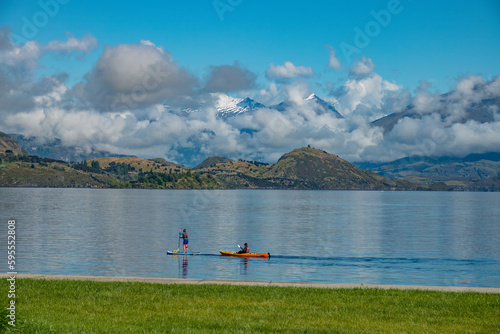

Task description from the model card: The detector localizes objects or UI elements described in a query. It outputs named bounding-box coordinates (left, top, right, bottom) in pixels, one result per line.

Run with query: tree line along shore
left=0, top=147, right=454, bottom=190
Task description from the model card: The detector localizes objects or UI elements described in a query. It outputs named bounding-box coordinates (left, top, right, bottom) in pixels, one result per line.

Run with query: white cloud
left=1, top=28, right=499, bottom=166
left=334, top=57, right=406, bottom=120
left=0, top=27, right=41, bottom=75
left=383, top=80, right=401, bottom=92
left=454, top=75, right=484, bottom=97
left=338, top=73, right=386, bottom=116
left=45, top=33, right=97, bottom=54
left=445, top=121, right=500, bottom=157
left=412, top=81, right=441, bottom=115
left=266, top=61, right=314, bottom=82
left=285, top=79, right=312, bottom=106
left=349, top=57, right=375, bottom=76
left=325, top=45, right=341, bottom=70
left=83, top=41, right=198, bottom=110
left=204, top=62, right=256, bottom=93
left=4, top=73, right=500, bottom=166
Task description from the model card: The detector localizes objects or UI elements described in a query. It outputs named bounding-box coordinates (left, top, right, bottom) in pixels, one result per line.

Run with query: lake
left=1, top=188, right=499, bottom=287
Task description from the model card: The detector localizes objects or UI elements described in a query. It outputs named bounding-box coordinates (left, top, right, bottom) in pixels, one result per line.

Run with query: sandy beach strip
left=2, top=273, right=499, bottom=293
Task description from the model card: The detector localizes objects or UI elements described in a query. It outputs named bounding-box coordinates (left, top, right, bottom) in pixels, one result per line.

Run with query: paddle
left=237, top=244, right=247, bottom=253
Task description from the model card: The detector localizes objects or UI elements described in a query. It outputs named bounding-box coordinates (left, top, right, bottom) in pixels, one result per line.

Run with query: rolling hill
left=0, top=132, right=28, bottom=155
left=195, top=147, right=446, bottom=190
left=355, top=152, right=500, bottom=191
left=0, top=132, right=478, bottom=190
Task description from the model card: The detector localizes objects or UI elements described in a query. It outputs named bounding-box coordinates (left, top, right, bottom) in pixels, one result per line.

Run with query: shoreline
left=0, top=186, right=492, bottom=192
left=2, top=273, right=499, bottom=293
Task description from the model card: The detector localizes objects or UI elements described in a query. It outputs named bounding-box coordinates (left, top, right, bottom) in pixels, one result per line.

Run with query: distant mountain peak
left=237, top=97, right=265, bottom=109
left=214, top=93, right=265, bottom=118
left=166, top=92, right=343, bottom=119
left=303, top=94, right=344, bottom=119
left=306, top=93, right=318, bottom=100
left=212, top=93, right=244, bottom=110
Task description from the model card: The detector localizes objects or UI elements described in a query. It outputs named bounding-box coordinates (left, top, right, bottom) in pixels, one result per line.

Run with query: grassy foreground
left=1, top=279, right=499, bottom=333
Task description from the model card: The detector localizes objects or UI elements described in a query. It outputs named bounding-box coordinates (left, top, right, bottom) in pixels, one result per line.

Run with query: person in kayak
left=182, top=229, right=188, bottom=253
left=238, top=243, right=249, bottom=254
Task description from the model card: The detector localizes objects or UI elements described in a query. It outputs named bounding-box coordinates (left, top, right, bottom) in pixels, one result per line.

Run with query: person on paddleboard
left=238, top=243, right=249, bottom=254
left=181, top=229, right=188, bottom=253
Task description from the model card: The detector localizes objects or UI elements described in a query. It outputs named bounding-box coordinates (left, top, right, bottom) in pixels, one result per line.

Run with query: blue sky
left=3, top=0, right=499, bottom=93
left=1, top=0, right=500, bottom=164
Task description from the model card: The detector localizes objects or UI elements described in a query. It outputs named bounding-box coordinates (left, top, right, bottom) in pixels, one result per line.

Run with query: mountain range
left=355, top=153, right=500, bottom=191
left=267, top=94, right=344, bottom=119
left=172, top=87, right=498, bottom=129
left=165, top=92, right=343, bottom=119
left=2, top=84, right=499, bottom=190
left=11, top=86, right=498, bottom=165
left=9, top=93, right=344, bottom=165
left=7, top=134, right=129, bottom=163
left=2, top=130, right=499, bottom=190
left=0, top=134, right=446, bottom=190
left=372, top=94, right=499, bottom=133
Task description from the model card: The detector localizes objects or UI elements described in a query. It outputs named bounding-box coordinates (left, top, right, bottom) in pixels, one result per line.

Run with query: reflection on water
left=1, top=188, right=499, bottom=287
left=182, top=256, right=188, bottom=278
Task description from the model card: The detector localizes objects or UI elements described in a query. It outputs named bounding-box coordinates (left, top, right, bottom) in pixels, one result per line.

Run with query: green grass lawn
left=1, top=279, right=499, bottom=333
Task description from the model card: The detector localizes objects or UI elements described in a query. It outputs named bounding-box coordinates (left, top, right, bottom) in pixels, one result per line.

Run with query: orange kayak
left=219, top=251, right=270, bottom=258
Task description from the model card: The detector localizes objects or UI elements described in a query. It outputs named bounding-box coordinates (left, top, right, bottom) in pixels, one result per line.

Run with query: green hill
left=0, top=155, right=223, bottom=189
left=262, top=148, right=400, bottom=189
left=0, top=138, right=450, bottom=190
left=357, top=153, right=500, bottom=191
left=196, top=147, right=447, bottom=190
left=0, top=132, right=28, bottom=156
left=194, top=156, right=233, bottom=169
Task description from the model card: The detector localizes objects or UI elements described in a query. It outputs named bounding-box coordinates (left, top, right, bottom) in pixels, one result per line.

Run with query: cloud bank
left=1, top=28, right=499, bottom=166
left=82, top=41, right=199, bottom=111
left=325, top=45, right=342, bottom=70
left=204, top=62, right=257, bottom=93
left=45, top=33, right=98, bottom=55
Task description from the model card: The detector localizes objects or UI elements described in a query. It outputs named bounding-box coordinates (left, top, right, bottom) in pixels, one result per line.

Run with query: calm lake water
left=1, top=188, right=499, bottom=287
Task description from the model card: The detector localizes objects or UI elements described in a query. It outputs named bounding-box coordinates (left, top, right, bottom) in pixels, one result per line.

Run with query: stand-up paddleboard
left=167, top=250, right=200, bottom=255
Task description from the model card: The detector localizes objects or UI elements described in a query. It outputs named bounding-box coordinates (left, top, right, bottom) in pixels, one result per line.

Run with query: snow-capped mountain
left=164, top=93, right=265, bottom=118
left=165, top=93, right=343, bottom=119
left=213, top=94, right=243, bottom=115
left=214, top=94, right=265, bottom=118
left=269, top=94, right=343, bottom=119
left=237, top=97, right=265, bottom=110
left=304, top=94, right=344, bottom=118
